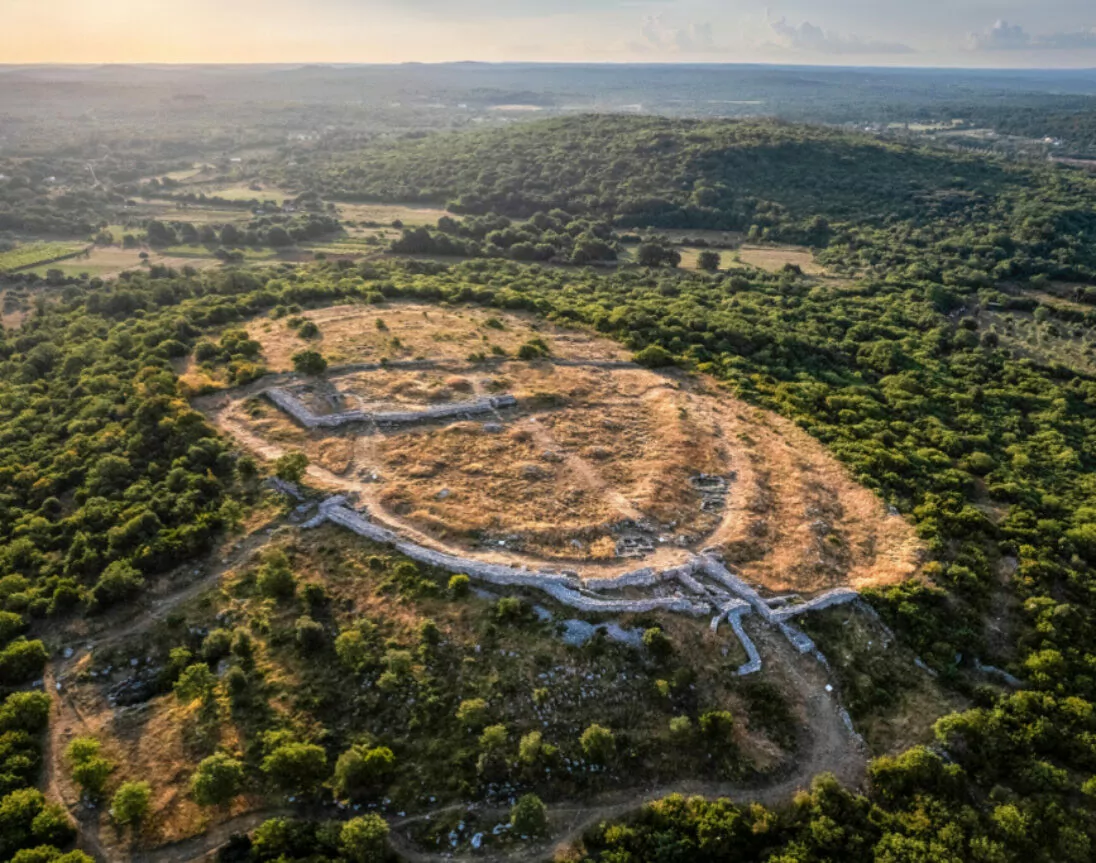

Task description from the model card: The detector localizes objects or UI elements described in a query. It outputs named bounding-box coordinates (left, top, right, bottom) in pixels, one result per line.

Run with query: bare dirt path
left=518, top=415, right=647, bottom=525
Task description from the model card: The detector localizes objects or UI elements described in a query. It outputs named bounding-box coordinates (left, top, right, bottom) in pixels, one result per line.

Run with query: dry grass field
left=735, top=245, right=828, bottom=275
left=26, top=246, right=228, bottom=279
left=336, top=202, right=456, bottom=226
left=214, top=304, right=922, bottom=593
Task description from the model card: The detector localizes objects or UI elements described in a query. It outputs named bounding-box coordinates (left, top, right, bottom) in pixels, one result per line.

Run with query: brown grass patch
left=736, top=245, right=827, bottom=275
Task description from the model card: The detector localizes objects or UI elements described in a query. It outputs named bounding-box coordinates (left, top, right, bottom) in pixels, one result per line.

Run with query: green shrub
left=334, top=746, right=396, bottom=800
left=633, top=344, right=675, bottom=369
left=291, top=350, right=327, bottom=375
left=0, top=692, right=50, bottom=734
left=669, top=716, right=693, bottom=741
left=340, top=814, right=389, bottom=863
left=111, top=781, right=151, bottom=828
left=65, top=737, right=113, bottom=799
left=295, top=616, right=326, bottom=653
left=0, top=640, right=48, bottom=686
left=0, top=611, right=26, bottom=646
left=580, top=724, right=615, bottom=764
left=257, top=551, right=297, bottom=599
left=191, top=753, right=244, bottom=807
left=261, top=743, right=328, bottom=794
left=699, top=710, right=734, bottom=741
left=273, top=453, right=309, bottom=484
left=511, top=794, right=548, bottom=837
left=456, top=698, right=489, bottom=729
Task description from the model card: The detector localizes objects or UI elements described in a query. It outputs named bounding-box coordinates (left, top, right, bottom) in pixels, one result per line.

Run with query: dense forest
left=390, top=211, right=620, bottom=264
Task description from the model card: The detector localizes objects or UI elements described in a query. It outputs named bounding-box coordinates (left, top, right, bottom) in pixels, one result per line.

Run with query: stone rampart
left=771, top=588, right=859, bottom=621
left=307, top=500, right=710, bottom=617
left=303, top=500, right=864, bottom=677
left=266, top=387, right=515, bottom=430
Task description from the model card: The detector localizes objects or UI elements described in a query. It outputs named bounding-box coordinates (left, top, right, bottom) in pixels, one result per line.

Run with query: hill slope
left=294, top=115, right=1021, bottom=229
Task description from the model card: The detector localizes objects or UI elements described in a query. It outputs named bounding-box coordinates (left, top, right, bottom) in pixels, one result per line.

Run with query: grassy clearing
left=735, top=245, right=827, bottom=275
left=336, top=202, right=455, bottom=227
left=161, top=244, right=281, bottom=261
left=128, top=200, right=255, bottom=224
left=305, top=235, right=386, bottom=257
left=0, top=240, right=88, bottom=272
left=200, top=182, right=295, bottom=202
left=25, top=246, right=238, bottom=279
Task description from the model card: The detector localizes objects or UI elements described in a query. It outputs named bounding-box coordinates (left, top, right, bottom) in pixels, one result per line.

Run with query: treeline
left=579, top=748, right=1096, bottom=862
left=0, top=690, right=91, bottom=862
left=391, top=211, right=618, bottom=264
left=144, top=211, right=340, bottom=249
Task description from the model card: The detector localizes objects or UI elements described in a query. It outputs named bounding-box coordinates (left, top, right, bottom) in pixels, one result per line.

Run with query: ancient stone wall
left=727, top=608, right=763, bottom=676
left=303, top=498, right=865, bottom=680
left=266, top=387, right=516, bottom=430
left=771, top=588, right=860, bottom=621
left=311, top=500, right=710, bottom=616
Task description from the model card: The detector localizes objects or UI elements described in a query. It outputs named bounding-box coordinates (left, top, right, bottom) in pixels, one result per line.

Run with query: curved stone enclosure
left=303, top=495, right=863, bottom=676
left=267, top=387, right=517, bottom=429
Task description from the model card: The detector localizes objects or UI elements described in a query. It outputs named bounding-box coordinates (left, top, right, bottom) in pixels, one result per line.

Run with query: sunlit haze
left=3, top=0, right=1096, bottom=66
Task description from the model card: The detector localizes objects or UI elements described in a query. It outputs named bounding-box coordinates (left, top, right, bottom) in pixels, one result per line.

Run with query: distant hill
left=292, top=115, right=1019, bottom=228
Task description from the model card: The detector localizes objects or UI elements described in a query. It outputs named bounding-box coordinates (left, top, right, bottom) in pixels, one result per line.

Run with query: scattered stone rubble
left=304, top=495, right=865, bottom=677
left=690, top=473, right=733, bottom=512
left=266, top=387, right=517, bottom=429
left=614, top=535, right=656, bottom=558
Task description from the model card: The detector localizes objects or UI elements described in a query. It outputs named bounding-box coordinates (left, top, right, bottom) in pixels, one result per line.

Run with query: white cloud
left=639, top=14, right=718, bottom=53
left=968, top=20, right=1096, bottom=51
left=768, top=14, right=915, bottom=55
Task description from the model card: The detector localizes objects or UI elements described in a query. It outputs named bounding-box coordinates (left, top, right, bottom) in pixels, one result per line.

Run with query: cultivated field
left=25, top=246, right=230, bottom=279
left=336, top=202, right=456, bottom=226
left=0, top=240, right=89, bottom=272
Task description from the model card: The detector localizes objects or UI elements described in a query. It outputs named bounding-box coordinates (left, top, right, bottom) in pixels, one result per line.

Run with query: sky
left=2, top=0, right=1096, bottom=67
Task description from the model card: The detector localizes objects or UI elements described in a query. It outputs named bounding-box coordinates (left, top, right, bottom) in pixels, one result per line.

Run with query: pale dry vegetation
left=735, top=245, right=828, bottom=275
left=217, top=303, right=922, bottom=593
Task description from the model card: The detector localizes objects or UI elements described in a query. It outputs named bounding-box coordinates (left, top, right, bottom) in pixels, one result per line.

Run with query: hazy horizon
left=1, top=61, right=1096, bottom=72
left=3, top=1, right=1096, bottom=69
